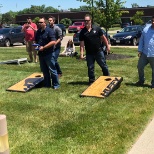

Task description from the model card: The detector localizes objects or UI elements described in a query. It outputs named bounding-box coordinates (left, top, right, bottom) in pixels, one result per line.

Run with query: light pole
left=58, top=5, right=60, bottom=24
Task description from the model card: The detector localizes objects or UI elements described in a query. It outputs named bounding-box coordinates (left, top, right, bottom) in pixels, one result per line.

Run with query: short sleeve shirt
left=79, top=25, right=104, bottom=54
left=23, top=22, right=37, bottom=41
left=35, top=27, right=56, bottom=56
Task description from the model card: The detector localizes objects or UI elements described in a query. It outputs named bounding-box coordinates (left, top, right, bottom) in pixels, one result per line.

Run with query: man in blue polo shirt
left=35, top=17, right=60, bottom=89
left=79, top=14, right=110, bottom=85
left=136, top=15, right=154, bottom=88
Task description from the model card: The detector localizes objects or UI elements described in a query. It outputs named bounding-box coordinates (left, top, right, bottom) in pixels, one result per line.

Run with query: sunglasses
left=84, top=20, right=90, bottom=22
left=38, top=22, right=44, bottom=24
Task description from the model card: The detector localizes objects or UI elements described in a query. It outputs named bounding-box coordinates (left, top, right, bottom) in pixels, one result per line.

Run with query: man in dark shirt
left=35, top=17, right=60, bottom=89
left=48, top=16, right=63, bottom=77
left=79, top=14, right=110, bottom=85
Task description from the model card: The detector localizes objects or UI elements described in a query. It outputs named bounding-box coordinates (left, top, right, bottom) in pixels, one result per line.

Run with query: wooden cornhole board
left=81, top=76, right=123, bottom=98
left=0, top=58, right=28, bottom=65
left=6, top=73, right=44, bottom=92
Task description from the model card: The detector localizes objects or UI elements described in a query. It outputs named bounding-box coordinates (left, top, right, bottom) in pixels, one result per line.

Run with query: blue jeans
left=54, top=47, right=62, bottom=75
left=39, top=52, right=60, bottom=88
left=137, top=53, right=154, bottom=87
left=86, top=51, right=110, bottom=83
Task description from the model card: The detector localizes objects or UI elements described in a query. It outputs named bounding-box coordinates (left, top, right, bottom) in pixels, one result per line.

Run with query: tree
left=130, top=11, right=144, bottom=25
left=2, top=11, right=17, bottom=24
left=77, top=0, right=127, bottom=33
left=60, top=18, right=72, bottom=28
left=131, top=3, right=139, bottom=8
left=18, top=5, right=58, bottom=15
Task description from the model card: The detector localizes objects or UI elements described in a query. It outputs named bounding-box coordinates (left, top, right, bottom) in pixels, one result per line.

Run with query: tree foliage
left=77, top=0, right=127, bottom=32
left=131, top=3, right=139, bottom=8
left=60, top=18, right=72, bottom=27
left=2, top=11, right=17, bottom=24
left=130, top=11, right=144, bottom=25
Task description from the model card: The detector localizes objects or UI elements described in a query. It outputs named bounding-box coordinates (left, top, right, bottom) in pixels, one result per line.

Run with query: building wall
left=15, top=7, right=154, bottom=25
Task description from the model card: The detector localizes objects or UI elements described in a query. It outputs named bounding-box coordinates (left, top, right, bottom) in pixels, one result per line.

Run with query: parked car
left=73, top=29, right=110, bottom=46
left=55, top=24, right=66, bottom=37
left=0, top=27, right=25, bottom=47
left=110, top=25, right=143, bottom=46
left=121, top=23, right=130, bottom=28
left=68, top=22, right=85, bottom=33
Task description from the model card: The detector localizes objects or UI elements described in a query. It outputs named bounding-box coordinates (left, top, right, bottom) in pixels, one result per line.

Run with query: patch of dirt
left=105, top=53, right=134, bottom=60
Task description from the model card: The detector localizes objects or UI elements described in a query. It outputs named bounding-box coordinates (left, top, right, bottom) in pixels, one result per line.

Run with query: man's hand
left=138, top=52, right=142, bottom=57
left=106, top=45, right=111, bottom=55
left=39, top=46, right=44, bottom=51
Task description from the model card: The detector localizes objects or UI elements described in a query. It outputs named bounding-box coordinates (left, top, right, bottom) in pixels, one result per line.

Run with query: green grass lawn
left=0, top=47, right=154, bottom=154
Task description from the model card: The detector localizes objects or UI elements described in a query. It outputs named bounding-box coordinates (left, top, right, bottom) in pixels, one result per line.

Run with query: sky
left=0, top=0, right=154, bottom=14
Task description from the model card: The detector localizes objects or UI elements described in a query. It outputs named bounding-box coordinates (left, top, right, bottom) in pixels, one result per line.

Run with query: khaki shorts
left=26, top=41, right=35, bottom=52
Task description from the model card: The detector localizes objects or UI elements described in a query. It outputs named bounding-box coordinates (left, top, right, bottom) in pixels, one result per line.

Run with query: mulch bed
left=105, top=53, right=134, bottom=60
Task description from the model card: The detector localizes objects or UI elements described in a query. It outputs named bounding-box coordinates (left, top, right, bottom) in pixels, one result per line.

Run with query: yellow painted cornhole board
left=6, top=73, right=44, bottom=92
left=81, top=76, right=123, bottom=98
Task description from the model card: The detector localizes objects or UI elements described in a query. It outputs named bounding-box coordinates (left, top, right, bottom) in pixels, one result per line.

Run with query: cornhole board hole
left=81, top=76, right=123, bottom=98
left=6, top=73, right=44, bottom=92
left=0, top=58, right=28, bottom=65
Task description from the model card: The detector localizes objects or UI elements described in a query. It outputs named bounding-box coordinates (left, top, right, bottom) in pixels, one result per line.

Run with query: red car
left=68, top=22, right=85, bottom=33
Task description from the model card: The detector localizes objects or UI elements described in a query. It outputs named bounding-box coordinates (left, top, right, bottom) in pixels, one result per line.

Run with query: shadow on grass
left=68, top=81, right=89, bottom=85
left=125, top=82, right=151, bottom=88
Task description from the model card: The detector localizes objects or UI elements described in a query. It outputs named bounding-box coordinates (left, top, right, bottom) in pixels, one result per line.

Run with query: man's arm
left=39, top=41, right=56, bottom=51
left=101, top=35, right=110, bottom=54
left=80, top=41, right=85, bottom=59
left=29, top=23, right=37, bottom=32
left=138, top=32, right=144, bottom=57
left=55, top=26, right=62, bottom=45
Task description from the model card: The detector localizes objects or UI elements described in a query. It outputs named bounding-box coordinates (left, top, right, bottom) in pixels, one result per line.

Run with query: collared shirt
left=50, top=25, right=62, bottom=48
left=79, top=25, right=103, bottom=54
left=138, top=26, right=154, bottom=57
left=35, top=27, right=56, bottom=56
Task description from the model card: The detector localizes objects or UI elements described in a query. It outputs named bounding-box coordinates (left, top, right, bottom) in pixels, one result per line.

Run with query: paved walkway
left=127, top=117, right=154, bottom=154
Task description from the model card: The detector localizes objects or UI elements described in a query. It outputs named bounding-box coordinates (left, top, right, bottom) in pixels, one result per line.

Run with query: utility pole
left=58, top=5, right=60, bottom=24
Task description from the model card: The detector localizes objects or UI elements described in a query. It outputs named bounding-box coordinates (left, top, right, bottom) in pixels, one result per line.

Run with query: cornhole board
left=0, top=58, right=28, bottom=65
left=81, top=76, right=123, bottom=98
left=6, top=73, right=44, bottom=92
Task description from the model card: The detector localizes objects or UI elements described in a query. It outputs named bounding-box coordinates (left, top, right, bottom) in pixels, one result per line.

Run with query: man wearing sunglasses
left=35, top=17, right=60, bottom=89
left=79, top=14, right=110, bottom=85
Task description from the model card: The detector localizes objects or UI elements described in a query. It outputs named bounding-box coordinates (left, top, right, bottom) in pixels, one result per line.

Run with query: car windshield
left=73, top=23, right=82, bottom=26
left=0, top=29, right=10, bottom=34
left=120, top=27, right=137, bottom=32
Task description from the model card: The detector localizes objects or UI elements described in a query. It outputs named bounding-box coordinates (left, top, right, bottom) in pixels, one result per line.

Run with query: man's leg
left=39, top=56, right=51, bottom=87
left=148, top=57, right=154, bottom=88
left=30, top=41, right=38, bottom=63
left=45, top=52, right=60, bottom=89
left=86, top=54, right=95, bottom=84
left=54, top=47, right=62, bottom=76
left=96, top=51, right=110, bottom=76
left=137, top=53, right=148, bottom=84
left=26, top=41, right=33, bottom=62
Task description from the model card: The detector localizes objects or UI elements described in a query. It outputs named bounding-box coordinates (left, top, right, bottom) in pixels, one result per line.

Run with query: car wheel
left=132, top=38, right=137, bottom=46
left=4, top=39, right=11, bottom=47
left=63, top=31, right=66, bottom=37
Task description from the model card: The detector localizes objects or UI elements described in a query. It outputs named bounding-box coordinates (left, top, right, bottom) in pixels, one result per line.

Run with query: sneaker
left=53, top=86, right=60, bottom=90
left=135, top=81, right=144, bottom=86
